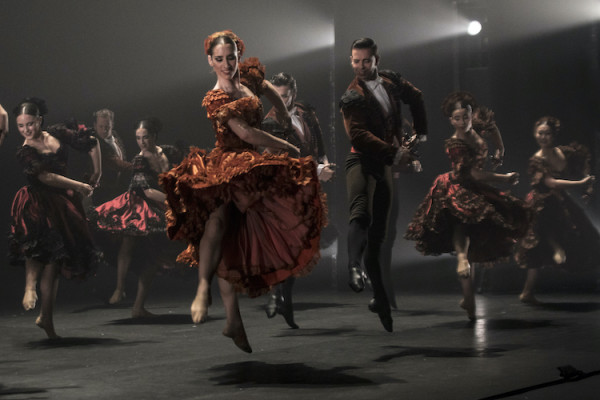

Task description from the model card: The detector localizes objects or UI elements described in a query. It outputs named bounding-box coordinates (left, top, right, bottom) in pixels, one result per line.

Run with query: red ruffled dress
left=91, top=146, right=184, bottom=271
left=405, top=137, right=528, bottom=262
left=8, top=126, right=103, bottom=279
left=515, top=143, right=600, bottom=270
left=160, top=58, right=326, bottom=297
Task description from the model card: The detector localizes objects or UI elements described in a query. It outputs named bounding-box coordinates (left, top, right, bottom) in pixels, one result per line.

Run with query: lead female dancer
left=160, top=30, right=326, bottom=352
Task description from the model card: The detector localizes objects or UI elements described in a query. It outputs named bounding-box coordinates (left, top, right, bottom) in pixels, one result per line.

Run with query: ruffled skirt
left=160, top=146, right=326, bottom=297
left=92, top=191, right=166, bottom=236
left=405, top=172, right=528, bottom=262
left=515, top=189, right=600, bottom=270
left=9, top=185, right=102, bottom=279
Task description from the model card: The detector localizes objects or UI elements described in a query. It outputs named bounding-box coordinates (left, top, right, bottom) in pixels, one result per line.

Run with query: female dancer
left=161, top=30, right=325, bottom=352
left=405, top=92, right=528, bottom=320
left=9, top=98, right=102, bottom=338
left=93, top=117, right=182, bottom=317
left=515, top=116, right=598, bottom=303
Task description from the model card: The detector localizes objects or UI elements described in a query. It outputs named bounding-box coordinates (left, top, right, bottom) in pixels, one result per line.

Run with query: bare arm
left=88, top=141, right=102, bottom=187
left=143, top=188, right=167, bottom=204
left=38, top=171, right=93, bottom=196
left=544, top=175, right=594, bottom=189
left=0, top=104, right=8, bottom=146
left=471, top=168, right=519, bottom=185
left=227, top=117, right=299, bottom=155
left=261, top=80, right=291, bottom=129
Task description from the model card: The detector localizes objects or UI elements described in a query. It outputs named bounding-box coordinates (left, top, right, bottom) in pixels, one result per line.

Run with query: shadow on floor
left=534, top=301, right=600, bottom=313
left=106, top=313, right=202, bottom=325
left=207, top=361, right=403, bottom=387
left=24, top=337, right=155, bottom=349
left=375, top=345, right=508, bottom=362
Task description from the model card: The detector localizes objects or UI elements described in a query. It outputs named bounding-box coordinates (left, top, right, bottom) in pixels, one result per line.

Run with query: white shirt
left=289, top=107, right=306, bottom=141
left=104, top=134, right=124, bottom=160
left=364, top=76, right=392, bottom=117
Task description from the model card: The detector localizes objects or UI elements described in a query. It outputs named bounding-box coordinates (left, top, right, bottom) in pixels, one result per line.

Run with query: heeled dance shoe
left=348, top=263, right=365, bottom=292
left=265, top=294, right=277, bottom=318
left=368, top=297, right=393, bottom=332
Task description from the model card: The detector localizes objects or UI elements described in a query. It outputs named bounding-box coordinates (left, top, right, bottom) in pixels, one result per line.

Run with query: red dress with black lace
left=405, top=137, right=528, bottom=262
left=8, top=126, right=103, bottom=279
left=515, top=143, right=600, bottom=270
left=160, top=58, right=325, bottom=297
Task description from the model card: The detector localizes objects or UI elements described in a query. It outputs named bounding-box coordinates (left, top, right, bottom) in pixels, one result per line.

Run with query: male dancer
left=262, top=72, right=335, bottom=328
left=340, top=38, right=427, bottom=331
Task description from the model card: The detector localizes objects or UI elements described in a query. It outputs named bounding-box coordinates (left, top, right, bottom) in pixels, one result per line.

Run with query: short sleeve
left=47, top=123, right=98, bottom=153
left=560, top=142, right=591, bottom=179
left=239, top=57, right=266, bottom=96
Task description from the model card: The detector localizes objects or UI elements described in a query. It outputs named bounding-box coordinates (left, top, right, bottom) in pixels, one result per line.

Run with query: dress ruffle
left=9, top=186, right=102, bottom=279
left=405, top=137, right=528, bottom=262
left=160, top=146, right=325, bottom=297
left=90, top=191, right=166, bottom=236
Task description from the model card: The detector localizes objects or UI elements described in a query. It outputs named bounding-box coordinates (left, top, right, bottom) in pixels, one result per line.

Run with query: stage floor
left=1, top=286, right=599, bottom=399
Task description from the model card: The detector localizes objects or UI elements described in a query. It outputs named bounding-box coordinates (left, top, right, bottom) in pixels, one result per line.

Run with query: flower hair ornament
left=204, top=30, right=245, bottom=56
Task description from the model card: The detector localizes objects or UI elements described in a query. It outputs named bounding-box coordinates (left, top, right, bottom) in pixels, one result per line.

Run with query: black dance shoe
left=277, top=298, right=299, bottom=329
left=369, top=297, right=393, bottom=332
left=265, top=294, right=277, bottom=318
left=348, top=264, right=365, bottom=293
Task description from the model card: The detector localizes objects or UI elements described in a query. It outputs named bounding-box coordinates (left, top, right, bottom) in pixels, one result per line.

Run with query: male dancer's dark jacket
left=340, top=70, right=427, bottom=163
left=262, top=101, right=326, bottom=162
left=90, top=129, right=132, bottom=204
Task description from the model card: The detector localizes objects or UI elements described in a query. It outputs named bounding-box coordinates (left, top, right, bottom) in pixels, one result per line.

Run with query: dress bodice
left=444, top=136, right=488, bottom=180
left=202, top=92, right=264, bottom=150
left=17, top=125, right=97, bottom=186
left=201, top=57, right=266, bottom=150
left=528, top=143, right=591, bottom=191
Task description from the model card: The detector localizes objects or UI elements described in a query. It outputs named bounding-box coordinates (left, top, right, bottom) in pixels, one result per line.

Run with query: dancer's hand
left=506, top=172, right=519, bottom=185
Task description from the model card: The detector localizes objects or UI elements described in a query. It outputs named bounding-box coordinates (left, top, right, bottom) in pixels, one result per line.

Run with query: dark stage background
left=1, top=0, right=599, bottom=306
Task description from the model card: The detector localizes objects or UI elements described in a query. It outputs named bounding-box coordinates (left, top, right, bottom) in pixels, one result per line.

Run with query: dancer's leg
left=520, top=268, right=540, bottom=304
left=109, top=236, right=136, bottom=304
left=191, top=205, right=227, bottom=324
left=36, top=263, right=59, bottom=339
left=453, top=225, right=475, bottom=320
left=219, top=277, right=252, bottom=353
left=23, top=258, right=42, bottom=310
left=132, top=263, right=159, bottom=318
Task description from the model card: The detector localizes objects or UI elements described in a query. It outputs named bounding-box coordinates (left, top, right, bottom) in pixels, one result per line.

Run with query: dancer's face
left=208, top=43, right=239, bottom=81
left=350, top=48, right=378, bottom=81
left=136, top=128, right=155, bottom=151
left=534, top=123, right=554, bottom=149
left=449, top=108, right=472, bottom=133
left=94, top=116, right=113, bottom=139
left=16, top=114, right=42, bottom=141
left=274, top=84, right=295, bottom=110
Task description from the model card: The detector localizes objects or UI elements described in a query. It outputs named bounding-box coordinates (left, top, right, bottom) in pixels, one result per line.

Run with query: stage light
left=467, top=20, right=482, bottom=36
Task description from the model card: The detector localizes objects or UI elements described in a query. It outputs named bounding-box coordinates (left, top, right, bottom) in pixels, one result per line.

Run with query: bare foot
left=23, top=289, right=38, bottom=310
left=191, top=290, right=210, bottom=324
left=459, top=298, right=476, bottom=321
left=108, top=290, right=126, bottom=305
left=132, top=308, right=157, bottom=319
left=36, top=315, right=59, bottom=339
left=519, top=293, right=541, bottom=305
left=223, top=323, right=252, bottom=353
left=457, top=258, right=471, bottom=279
